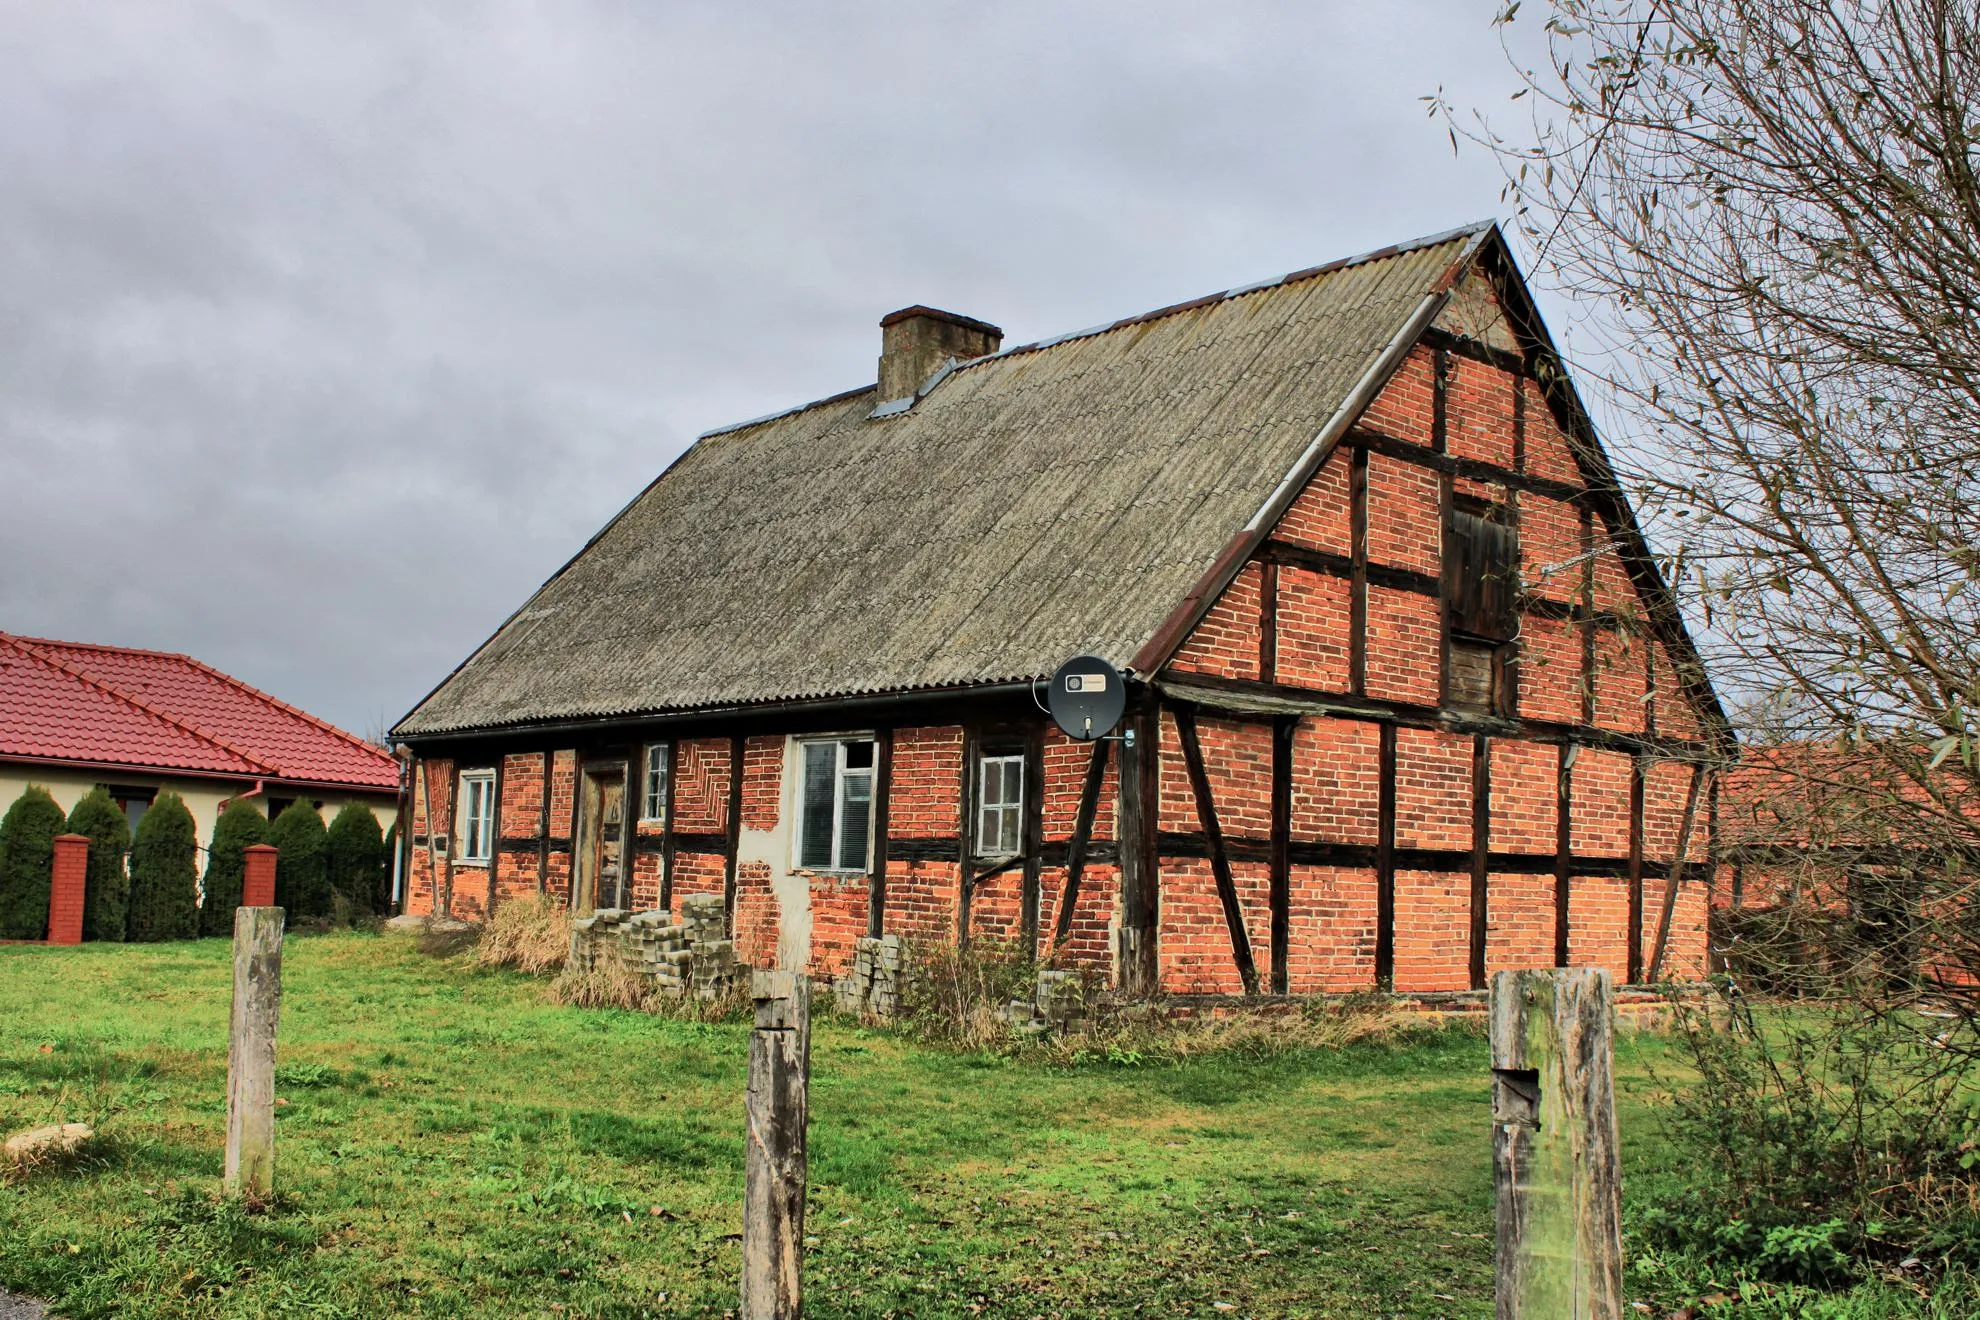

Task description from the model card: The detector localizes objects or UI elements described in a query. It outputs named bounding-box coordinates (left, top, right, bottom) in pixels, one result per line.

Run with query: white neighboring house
left=0, top=632, right=401, bottom=854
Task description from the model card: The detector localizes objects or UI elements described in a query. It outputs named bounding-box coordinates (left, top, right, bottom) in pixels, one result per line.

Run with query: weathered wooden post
left=741, top=969, right=810, bottom=1319
left=1490, top=968, right=1624, bottom=1320
left=224, top=903, right=284, bottom=1202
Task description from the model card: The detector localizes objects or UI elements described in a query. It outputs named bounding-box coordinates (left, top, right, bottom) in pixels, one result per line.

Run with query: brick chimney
left=877, top=306, right=1002, bottom=403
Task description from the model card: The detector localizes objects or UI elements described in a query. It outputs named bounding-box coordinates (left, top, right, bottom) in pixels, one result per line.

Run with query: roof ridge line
left=695, top=220, right=1497, bottom=441
left=169, top=651, right=396, bottom=765
left=1, top=632, right=279, bottom=777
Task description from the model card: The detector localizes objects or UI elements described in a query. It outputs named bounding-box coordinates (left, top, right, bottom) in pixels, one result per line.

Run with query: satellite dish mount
left=1042, top=655, right=1132, bottom=744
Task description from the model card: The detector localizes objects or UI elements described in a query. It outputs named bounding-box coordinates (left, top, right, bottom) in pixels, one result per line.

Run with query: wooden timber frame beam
left=1554, top=743, right=1574, bottom=967
left=1021, top=722, right=1046, bottom=952
left=1050, top=738, right=1112, bottom=955
left=1115, top=702, right=1161, bottom=996
left=957, top=727, right=979, bottom=945
left=659, top=738, right=679, bottom=912
left=723, top=735, right=745, bottom=936
left=1268, top=714, right=1296, bottom=995
left=486, top=755, right=506, bottom=921
left=1646, top=763, right=1710, bottom=983
left=536, top=751, right=553, bottom=894
left=1469, top=734, right=1490, bottom=991
left=1375, top=721, right=1398, bottom=988
left=1627, top=757, right=1646, bottom=984
left=1172, top=702, right=1261, bottom=997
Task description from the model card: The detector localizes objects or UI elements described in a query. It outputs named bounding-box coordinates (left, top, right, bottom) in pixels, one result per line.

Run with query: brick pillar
left=243, top=844, right=278, bottom=908
left=48, top=834, right=88, bottom=946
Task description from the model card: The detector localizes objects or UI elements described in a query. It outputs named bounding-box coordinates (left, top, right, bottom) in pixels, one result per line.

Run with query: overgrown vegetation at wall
left=475, top=893, right=570, bottom=976
left=0, top=785, right=66, bottom=940
left=1635, top=982, right=1980, bottom=1292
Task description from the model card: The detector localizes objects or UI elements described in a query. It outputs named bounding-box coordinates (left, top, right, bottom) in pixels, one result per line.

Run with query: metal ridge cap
left=945, top=219, right=1500, bottom=378
left=697, top=384, right=877, bottom=440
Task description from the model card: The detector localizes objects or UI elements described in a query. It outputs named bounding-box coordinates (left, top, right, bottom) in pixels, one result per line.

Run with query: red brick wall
left=1142, top=312, right=1720, bottom=993
left=1169, top=562, right=1263, bottom=681
left=1160, top=857, right=1269, bottom=994
left=1291, top=717, right=1379, bottom=845
left=1287, top=865, right=1378, bottom=992
left=1393, top=869, right=1470, bottom=991
left=1274, top=566, right=1351, bottom=690
left=1277, top=450, right=1352, bottom=555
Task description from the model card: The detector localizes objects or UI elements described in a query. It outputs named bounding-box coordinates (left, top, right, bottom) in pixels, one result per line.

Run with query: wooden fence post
left=1490, top=968, right=1624, bottom=1320
left=741, top=969, right=810, bottom=1319
left=224, top=905, right=284, bottom=1202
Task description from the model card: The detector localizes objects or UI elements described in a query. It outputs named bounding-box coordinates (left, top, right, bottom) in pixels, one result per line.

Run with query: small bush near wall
left=199, top=799, right=268, bottom=937
left=325, top=804, right=385, bottom=918
left=0, top=785, right=67, bottom=940
left=66, top=787, right=131, bottom=942
left=476, top=894, right=569, bottom=975
left=269, top=801, right=329, bottom=920
left=127, top=791, right=198, bottom=941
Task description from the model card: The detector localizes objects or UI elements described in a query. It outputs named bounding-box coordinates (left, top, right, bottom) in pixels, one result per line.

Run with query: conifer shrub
left=0, top=786, right=67, bottom=940
left=324, top=803, right=385, bottom=919
left=127, top=791, right=198, bottom=941
left=65, top=787, right=131, bottom=942
left=268, top=801, right=329, bottom=919
left=199, top=799, right=268, bottom=937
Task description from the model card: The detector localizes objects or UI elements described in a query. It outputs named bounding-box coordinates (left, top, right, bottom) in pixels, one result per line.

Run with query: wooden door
left=574, top=769, right=628, bottom=914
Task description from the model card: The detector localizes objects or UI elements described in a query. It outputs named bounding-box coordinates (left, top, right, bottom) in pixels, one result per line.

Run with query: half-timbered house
left=392, top=221, right=1731, bottom=995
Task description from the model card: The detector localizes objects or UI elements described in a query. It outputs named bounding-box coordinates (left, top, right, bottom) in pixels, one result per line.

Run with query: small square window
left=641, top=744, right=671, bottom=823
left=458, top=770, right=495, bottom=864
left=975, top=753, right=1024, bottom=858
left=796, top=737, right=876, bottom=872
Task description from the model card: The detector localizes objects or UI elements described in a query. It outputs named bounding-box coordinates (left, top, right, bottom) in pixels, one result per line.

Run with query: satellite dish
left=1047, top=655, right=1126, bottom=741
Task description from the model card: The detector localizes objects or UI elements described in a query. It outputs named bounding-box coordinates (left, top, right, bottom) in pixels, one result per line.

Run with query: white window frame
left=974, top=752, right=1025, bottom=859
left=457, top=769, right=496, bottom=865
left=793, top=735, right=876, bottom=873
left=640, top=743, right=671, bottom=823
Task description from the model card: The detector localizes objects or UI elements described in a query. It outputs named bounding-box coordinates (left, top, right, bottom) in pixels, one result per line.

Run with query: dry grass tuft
left=548, top=958, right=654, bottom=1012
left=477, top=894, right=571, bottom=975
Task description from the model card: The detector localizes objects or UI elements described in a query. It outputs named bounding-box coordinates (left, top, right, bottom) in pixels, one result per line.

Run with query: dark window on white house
left=103, top=785, right=155, bottom=835
left=797, top=737, right=874, bottom=872
left=1446, top=502, right=1521, bottom=716
left=975, top=753, right=1024, bottom=858
left=641, top=743, right=670, bottom=823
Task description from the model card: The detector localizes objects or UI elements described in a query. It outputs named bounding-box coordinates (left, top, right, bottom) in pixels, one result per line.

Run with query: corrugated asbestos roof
left=395, top=225, right=1492, bottom=737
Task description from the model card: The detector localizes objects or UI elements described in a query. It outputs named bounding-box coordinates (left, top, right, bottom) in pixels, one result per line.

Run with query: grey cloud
left=0, top=0, right=1528, bottom=739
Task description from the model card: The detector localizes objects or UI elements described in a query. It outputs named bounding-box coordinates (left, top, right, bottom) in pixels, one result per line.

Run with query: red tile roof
left=0, top=633, right=400, bottom=791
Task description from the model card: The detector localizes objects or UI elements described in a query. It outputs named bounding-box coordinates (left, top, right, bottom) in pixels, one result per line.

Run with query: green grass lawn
left=0, top=932, right=1926, bottom=1318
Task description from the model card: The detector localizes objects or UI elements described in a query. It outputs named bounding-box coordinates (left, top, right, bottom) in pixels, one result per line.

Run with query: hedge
left=0, top=786, right=67, bottom=940
left=66, top=787, right=131, bottom=942
left=128, top=790, right=198, bottom=941
left=269, top=801, right=329, bottom=919
left=325, top=803, right=386, bottom=919
left=199, top=799, right=268, bottom=937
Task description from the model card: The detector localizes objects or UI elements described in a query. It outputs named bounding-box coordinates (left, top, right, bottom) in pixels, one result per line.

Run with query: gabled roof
left=0, top=633, right=400, bottom=790
left=397, top=224, right=1498, bottom=738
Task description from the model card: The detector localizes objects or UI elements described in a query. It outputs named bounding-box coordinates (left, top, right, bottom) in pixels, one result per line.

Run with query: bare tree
left=1443, top=0, right=1980, bottom=1027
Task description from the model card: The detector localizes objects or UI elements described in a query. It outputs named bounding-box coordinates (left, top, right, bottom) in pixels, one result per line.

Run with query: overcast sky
left=0, top=2, right=1540, bottom=740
